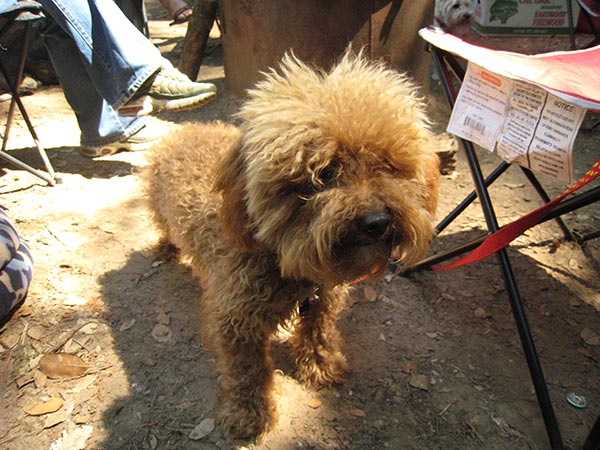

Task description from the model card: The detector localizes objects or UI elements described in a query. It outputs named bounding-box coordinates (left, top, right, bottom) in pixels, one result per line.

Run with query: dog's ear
left=213, top=137, right=258, bottom=252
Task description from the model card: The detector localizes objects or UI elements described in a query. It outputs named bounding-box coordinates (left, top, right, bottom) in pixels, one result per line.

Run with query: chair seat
left=578, top=0, right=600, bottom=18
left=420, top=27, right=600, bottom=110
left=0, top=0, right=44, bottom=21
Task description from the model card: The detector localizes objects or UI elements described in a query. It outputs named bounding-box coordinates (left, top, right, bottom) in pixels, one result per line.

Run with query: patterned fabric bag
left=0, top=207, right=33, bottom=323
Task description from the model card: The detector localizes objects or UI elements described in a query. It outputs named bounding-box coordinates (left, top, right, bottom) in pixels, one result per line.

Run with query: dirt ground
left=1, top=6, right=600, bottom=450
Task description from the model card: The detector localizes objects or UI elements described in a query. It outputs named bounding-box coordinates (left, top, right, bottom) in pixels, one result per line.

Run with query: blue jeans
left=36, top=0, right=164, bottom=147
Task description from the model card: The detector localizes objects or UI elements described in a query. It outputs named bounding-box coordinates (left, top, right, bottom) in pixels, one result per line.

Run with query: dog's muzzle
left=351, top=211, right=392, bottom=244
left=330, top=210, right=395, bottom=285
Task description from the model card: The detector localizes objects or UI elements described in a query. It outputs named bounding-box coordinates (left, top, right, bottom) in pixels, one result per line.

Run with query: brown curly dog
left=144, top=50, right=440, bottom=443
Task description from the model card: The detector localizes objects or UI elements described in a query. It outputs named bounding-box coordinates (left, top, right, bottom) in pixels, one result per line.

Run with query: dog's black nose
left=355, top=212, right=391, bottom=240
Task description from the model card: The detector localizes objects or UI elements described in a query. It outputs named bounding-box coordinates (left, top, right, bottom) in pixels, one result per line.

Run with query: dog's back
left=144, top=121, right=240, bottom=274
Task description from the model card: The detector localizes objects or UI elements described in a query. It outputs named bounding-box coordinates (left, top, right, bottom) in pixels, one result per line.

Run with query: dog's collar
left=299, top=265, right=391, bottom=316
left=298, top=262, right=396, bottom=316
left=299, top=287, right=321, bottom=317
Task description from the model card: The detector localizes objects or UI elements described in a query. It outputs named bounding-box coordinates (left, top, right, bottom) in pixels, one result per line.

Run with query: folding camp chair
left=577, top=0, right=600, bottom=47
left=114, top=0, right=149, bottom=37
left=413, top=27, right=600, bottom=450
left=0, top=0, right=60, bottom=186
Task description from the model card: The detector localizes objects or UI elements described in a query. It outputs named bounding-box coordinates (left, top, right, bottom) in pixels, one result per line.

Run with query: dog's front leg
left=290, top=285, right=350, bottom=388
left=215, top=325, right=277, bottom=442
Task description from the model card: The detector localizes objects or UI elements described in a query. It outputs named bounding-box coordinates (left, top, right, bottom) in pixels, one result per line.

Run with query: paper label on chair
left=447, top=63, right=508, bottom=150
left=447, top=62, right=586, bottom=183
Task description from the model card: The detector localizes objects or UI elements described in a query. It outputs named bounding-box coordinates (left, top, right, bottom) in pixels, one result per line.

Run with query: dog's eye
left=317, top=163, right=339, bottom=186
left=452, top=3, right=460, bottom=8
left=319, top=166, right=336, bottom=184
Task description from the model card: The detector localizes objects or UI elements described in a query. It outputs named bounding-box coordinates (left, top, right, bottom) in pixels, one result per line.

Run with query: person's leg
left=159, top=0, right=192, bottom=23
left=37, top=0, right=162, bottom=109
left=39, top=18, right=149, bottom=148
left=38, top=0, right=214, bottom=154
left=38, top=0, right=216, bottom=117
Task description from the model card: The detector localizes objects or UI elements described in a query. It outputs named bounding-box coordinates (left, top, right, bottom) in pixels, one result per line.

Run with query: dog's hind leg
left=290, top=285, right=350, bottom=388
left=153, top=238, right=180, bottom=262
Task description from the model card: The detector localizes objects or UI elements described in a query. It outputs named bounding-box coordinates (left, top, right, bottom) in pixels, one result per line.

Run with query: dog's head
left=435, top=0, right=474, bottom=35
left=215, top=51, right=439, bottom=286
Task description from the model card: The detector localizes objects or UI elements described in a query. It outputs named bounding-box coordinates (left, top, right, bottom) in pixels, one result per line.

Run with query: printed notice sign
left=447, top=62, right=586, bottom=183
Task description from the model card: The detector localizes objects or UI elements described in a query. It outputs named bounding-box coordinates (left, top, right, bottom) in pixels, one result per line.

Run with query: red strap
left=432, top=158, right=600, bottom=271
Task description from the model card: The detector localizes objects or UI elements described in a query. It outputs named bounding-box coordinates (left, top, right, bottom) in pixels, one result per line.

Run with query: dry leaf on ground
left=581, top=328, right=600, bottom=346
left=307, top=398, right=322, bottom=409
left=189, top=418, right=215, bottom=440
left=39, top=353, right=88, bottom=379
left=43, top=402, right=74, bottom=429
left=364, top=284, right=378, bottom=302
left=23, top=397, right=64, bottom=416
left=409, top=374, right=430, bottom=391
left=350, top=407, right=366, bottom=417
left=401, top=360, right=417, bottom=374
left=151, top=323, right=173, bottom=343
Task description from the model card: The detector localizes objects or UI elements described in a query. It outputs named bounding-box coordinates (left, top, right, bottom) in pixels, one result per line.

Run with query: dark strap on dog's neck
left=299, top=287, right=321, bottom=317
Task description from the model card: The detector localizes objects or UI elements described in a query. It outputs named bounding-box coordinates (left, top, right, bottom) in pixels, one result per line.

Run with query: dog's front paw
left=218, top=395, right=277, bottom=442
left=294, top=348, right=350, bottom=389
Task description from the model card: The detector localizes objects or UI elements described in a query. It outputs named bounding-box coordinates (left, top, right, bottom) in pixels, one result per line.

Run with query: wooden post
left=217, top=0, right=434, bottom=96
left=178, top=0, right=218, bottom=80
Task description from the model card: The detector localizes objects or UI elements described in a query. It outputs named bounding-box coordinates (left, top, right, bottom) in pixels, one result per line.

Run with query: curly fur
left=144, top=50, right=440, bottom=443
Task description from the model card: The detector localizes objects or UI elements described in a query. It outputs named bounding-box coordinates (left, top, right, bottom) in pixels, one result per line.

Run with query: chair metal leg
left=462, top=135, right=565, bottom=450
left=496, top=248, right=565, bottom=450
left=428, top=46, right=567, bottom=450
left=568, top=0, right=577, bottom=49
left=435, top=161, right=510, bottom=235
left=404, top=183, right=600, bottom=275
left=0, top=21, right=60, bottom=185
left=542, top=185, right=600, bottom=226
left=519, top=167, right=574, bottom=241
left=583, top=414, right=600, bottom=450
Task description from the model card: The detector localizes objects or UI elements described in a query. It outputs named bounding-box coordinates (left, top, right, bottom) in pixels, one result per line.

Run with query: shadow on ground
left=94, top=223, right=600, bottom=449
